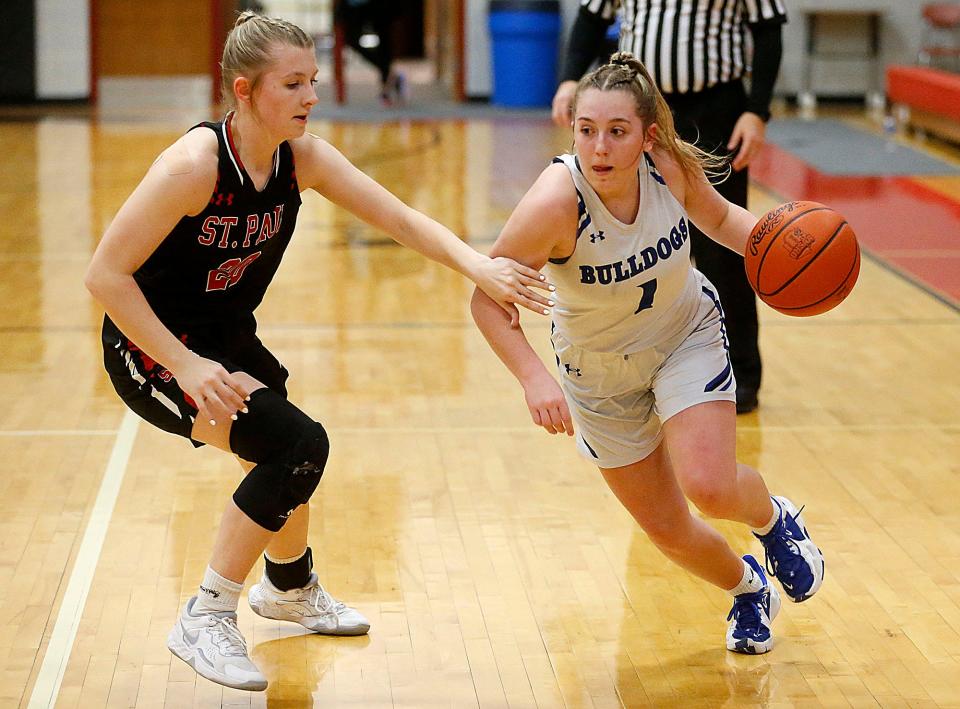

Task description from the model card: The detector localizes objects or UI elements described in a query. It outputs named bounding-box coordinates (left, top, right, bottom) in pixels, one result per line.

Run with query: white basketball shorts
left=550, top=283, right=736, bottom=469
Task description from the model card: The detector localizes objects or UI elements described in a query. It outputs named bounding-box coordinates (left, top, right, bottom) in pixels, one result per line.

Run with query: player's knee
left=285, top=421, right=329, bottom=503
left=232, top=422, right=329, bottom=532
left=639, top=517, right=679, bottom=551
left=683, top=475, right=732, bottom=519
left=228, top=388, right=330, bottom=531
left=633, top=506, right=691, bottom=552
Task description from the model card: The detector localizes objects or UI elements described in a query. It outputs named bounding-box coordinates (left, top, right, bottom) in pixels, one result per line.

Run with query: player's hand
left=551, top=81, right=579, bottom=127
left=522, top=371, right=574, bottom=436
left=474, top=256, right=555, bottom=328
left=728, top=112, right=766, bottom=171
left=175, top=353, right=251, bottom=425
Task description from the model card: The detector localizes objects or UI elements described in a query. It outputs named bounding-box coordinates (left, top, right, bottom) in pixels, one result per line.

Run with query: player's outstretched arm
left=470, top=164, right=576, bottom=436
left=292, top=133, right=554, bottom=323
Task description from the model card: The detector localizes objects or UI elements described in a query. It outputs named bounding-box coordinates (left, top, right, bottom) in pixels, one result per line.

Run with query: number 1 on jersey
left=634, top=278, right=658, bottom=313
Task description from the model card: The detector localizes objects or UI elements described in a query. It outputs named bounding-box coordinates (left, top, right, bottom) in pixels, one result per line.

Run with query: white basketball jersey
left=547, top=153, right=702, bottom=353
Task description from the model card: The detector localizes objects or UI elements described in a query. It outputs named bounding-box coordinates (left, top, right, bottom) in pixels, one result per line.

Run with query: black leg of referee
left=694, top=164, right=761, bottom=405
left=665, top=81, right=762, bottom=411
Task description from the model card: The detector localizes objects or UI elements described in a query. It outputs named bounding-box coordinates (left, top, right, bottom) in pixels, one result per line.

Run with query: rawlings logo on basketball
left=207, top=251, right=261, bottom=291
left=782, top=227, right=815, bottom=260
left=748, top=202, right=799, bottom=256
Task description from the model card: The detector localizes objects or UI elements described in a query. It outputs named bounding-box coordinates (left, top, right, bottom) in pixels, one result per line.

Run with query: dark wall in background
left=0, top=1, right=37, bottom=101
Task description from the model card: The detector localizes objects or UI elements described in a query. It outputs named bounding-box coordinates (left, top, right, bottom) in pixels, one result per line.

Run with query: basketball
left=744, top=201, right=860, bottom=316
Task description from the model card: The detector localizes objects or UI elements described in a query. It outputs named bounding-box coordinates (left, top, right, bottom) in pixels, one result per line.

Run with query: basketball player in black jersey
left=85, top=12, right=554, bottom=692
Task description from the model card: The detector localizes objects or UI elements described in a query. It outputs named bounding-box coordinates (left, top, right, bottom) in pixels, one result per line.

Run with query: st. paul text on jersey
left=197, top=204, right=286, bottom=249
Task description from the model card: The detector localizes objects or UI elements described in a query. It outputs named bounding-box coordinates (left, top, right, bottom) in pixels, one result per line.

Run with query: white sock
left=752, top=497, right=781, bottom=537
left=729, top=559, right=766, bottom=596
left=194, top=566, right=243, bottom=613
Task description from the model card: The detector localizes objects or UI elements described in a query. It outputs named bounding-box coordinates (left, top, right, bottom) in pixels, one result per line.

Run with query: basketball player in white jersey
left=471, top=53, right=824, bottom=654
left=85, top=13, right=554, bottom=691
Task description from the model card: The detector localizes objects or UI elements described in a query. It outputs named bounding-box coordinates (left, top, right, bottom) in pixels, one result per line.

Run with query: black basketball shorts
left=101, top=315, right=289, bottom=446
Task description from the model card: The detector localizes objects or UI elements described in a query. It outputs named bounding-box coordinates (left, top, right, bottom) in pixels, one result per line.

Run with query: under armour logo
left=589, top=230, right=605, bottom=243
left=564, top=364, right=581, bottom=377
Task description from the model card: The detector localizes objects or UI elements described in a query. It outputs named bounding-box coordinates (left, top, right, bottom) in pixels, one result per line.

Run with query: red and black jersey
left=133, top=112, right=302, bottom=329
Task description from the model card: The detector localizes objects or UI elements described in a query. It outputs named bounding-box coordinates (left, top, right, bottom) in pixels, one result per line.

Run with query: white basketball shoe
left=248, top=572, right=370, bottom=636
left=167, top=596, right=267, bottom=691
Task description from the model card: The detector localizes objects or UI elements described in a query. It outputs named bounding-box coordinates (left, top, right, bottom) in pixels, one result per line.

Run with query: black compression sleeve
left=746, top=22, right=784, bottom=121
left=559, top=7, right=615, bottom=84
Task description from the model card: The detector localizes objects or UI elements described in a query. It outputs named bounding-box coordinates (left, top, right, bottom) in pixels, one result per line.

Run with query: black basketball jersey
left=133, top=113, right=302, bottom=329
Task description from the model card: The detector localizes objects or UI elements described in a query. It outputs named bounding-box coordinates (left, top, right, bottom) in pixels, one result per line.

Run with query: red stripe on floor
left=751, top=143, right=960, bottom=304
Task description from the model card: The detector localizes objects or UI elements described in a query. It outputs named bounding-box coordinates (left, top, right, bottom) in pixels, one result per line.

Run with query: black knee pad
left=229, top=388, right=330, bottom=531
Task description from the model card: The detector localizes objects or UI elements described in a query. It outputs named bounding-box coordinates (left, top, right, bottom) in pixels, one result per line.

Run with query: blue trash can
left=488, top=0, right=561, bottom=107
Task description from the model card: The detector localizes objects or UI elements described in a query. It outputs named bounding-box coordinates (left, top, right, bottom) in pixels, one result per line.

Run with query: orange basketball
left=744, top=201, right=860, bottom=317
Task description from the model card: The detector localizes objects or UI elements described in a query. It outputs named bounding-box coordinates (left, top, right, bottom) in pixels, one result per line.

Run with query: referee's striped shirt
left=580, top=0, right=788, bottom=94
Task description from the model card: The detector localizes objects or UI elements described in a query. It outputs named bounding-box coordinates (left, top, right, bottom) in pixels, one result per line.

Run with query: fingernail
left=542, top=308, right=550, bottom=314
left=231, top=414, right=238, bottom=421
left=549, top=285, right=556, bottom=291
left=242, top=407, right=249, bottom=414
left=548, top=300, right=555, bottom=306
left=539, top=275, right=546, bottom=281
left=209, top=419, right=217, bottom=426
left=245, top=396, right=251, bottom=402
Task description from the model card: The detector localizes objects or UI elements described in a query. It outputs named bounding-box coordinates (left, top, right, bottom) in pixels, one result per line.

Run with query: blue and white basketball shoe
left=726, top=554, right=781, bottom=654
left=754, top=496, right=825, bottom=603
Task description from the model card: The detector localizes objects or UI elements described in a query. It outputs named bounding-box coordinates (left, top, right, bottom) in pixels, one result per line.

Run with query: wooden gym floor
left=0, top=103, right=959, bottom=708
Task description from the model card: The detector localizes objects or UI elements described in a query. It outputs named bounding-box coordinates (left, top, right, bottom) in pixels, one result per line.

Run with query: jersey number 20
left=206, top=252, right=262, bottom=292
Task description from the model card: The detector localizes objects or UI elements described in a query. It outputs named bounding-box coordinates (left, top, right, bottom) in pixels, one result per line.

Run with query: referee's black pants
left=664, top=79, right=762, bottom=399
left=335, top=0, right=397, bottom=84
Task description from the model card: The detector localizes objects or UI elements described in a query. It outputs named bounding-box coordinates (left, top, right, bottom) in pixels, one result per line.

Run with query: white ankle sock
left=729, top=559, right=766, bottom=596
left=195, top=566, right=243, bottom=613
left=752, top=497, right=781, bottom=536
